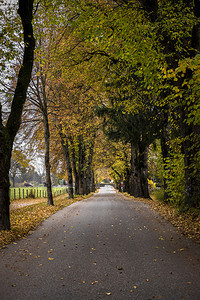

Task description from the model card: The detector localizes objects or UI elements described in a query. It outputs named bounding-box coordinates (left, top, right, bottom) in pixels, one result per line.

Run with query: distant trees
left=9, top=149, right=34, bottom=187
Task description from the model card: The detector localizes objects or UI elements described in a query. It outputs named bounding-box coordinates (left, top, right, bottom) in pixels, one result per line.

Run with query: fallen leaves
left=0, top=194, right=93, bottom=249
left=130, top=286, right=137, bottom=292
left=122, top=193, right=200, bottom=243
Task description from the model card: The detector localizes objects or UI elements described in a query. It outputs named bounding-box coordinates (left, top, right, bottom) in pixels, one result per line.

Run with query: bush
left=164, top=139, right=185, bottom=207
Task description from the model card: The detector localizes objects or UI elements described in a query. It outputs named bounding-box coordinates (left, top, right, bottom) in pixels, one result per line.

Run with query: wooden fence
left=10, top=187, right=68, bottom=200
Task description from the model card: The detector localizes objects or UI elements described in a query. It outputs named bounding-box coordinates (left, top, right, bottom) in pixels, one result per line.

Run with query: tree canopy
left=0, top=0, right=200, bottom=229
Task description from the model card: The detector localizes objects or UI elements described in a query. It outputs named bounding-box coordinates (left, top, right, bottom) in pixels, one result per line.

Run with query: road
left=0, top=186, right=199, bottom=300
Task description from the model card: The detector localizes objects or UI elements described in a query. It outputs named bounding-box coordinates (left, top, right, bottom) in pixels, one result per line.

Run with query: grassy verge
left=0, top=193, right=93, bottom=249
left=122, top=192, right=200, bottom=244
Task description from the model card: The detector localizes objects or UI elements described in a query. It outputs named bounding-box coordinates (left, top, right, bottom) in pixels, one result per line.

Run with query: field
left=10, top=186, right=68, bottom=201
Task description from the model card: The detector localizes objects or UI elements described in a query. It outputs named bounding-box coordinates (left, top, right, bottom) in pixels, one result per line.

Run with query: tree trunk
left=138, top=146, right=150, bottom=198
left=0, top=117, right=11, bottom=230
left=0, top=0, right=35, bottom=230
left=130, top=143, right=150, bottom=198
left=12, top=175, right=15, bottom=188
left=43, top=110, right=54, bottom=205
left=78, top=135, right=86, bottom=195
left=40, top=68, right=54, bottom=206
left=129, top=143, right=138, bottom=196
left=60, top=133, right=74, bottom=199
left=91, top=170, right=95, bottom=192
left=70, top=137, right=79, bottom=195
left=124, top=167, right=131, bottom=194
left=85, top=138, right=95, bottom=194
left=180, top=108, right=200, bottom=208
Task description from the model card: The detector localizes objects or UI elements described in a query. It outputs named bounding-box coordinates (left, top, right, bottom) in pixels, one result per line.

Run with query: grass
left=10, top=186, right=68, bottom=201
left=0, top=193, right=93, bottom=249
left=122, top=191, right=200, bottom=244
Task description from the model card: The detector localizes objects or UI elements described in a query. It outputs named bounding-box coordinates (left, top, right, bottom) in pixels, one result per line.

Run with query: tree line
left=0, top=0, right=199, bottom=230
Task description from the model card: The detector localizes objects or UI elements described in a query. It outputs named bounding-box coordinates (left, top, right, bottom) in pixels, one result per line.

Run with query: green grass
left=10, top=186, right=68, bottom=201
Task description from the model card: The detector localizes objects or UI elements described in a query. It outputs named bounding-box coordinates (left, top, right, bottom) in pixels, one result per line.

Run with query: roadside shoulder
left=121, top=192, right=200, bottom=244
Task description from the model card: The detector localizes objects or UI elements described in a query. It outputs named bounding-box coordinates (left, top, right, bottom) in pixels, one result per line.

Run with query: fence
left=10, top=187, right=68, bottom=201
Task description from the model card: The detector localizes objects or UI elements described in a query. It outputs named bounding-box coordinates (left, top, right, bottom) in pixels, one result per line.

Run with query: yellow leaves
left=48, top=257, right=54, bottom=260
left=173, top=86, right=180, bottom=93
left=130, top=286, right=137, bottom=292
left=0, top=196, right=82, bottom=249
left=106, top=292, right=112, bottom=296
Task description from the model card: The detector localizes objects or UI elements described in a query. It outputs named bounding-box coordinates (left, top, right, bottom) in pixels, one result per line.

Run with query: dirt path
left=10, top=198, right=46, bottom=210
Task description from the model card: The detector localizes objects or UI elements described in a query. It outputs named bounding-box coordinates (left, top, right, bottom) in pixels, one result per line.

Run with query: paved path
left=0, top=186, right=200, bottom=300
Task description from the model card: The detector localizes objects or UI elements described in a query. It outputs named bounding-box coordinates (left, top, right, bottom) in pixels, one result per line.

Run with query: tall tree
left=68, top=0, right=200, bottom=207
left=0, top=0, right=35, bottom=230
left=137, top=0, right=200, bottom=207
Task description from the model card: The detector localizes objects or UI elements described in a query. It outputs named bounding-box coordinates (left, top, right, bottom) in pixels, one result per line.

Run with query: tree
left=137, top=0, right=200, bottom=207
left=26, top=53, right=55, bottom=205
left=9, top=149, right=33, bottom=187
left=21, top=1, right=74, bottom=204
left=67, top=0, right=200, bottom=208
left=0, top=0, right=35, bottom=230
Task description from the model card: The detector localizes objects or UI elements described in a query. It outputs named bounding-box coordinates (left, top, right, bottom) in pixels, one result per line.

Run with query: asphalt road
left=0, top=186, right=200, bottom=300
